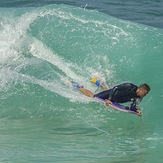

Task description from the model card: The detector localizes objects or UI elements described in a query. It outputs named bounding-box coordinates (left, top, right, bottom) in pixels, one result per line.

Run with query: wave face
left=0, top=4, right=163, bottom=162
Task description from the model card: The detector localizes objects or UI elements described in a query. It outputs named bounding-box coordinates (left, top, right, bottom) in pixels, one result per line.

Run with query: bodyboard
left=95, top=97, right=137, bottom=115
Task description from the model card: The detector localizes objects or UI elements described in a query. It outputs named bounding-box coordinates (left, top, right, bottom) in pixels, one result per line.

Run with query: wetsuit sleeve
left=130, top=102, right=138, bottom=112
left=129, top=98, right=142, bottom=112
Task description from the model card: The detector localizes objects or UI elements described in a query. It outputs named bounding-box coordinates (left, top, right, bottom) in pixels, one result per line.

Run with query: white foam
left=0, top=11, right=39, bottom=65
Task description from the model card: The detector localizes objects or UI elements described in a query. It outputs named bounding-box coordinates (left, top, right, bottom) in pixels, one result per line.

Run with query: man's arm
left=101, top=85, right=108, bottom=91
left=130, top=98, right=142, bottom=116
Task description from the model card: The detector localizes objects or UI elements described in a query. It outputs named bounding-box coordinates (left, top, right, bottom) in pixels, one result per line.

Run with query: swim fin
left=68, top=82, right=84, bottom=89
left=91, top=78, right=104, bottom=87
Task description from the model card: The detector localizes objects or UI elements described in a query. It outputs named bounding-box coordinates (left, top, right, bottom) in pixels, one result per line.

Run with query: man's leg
left=78, top=88, right=94, bottom=98
left=101, top=85, right=108, bottom=91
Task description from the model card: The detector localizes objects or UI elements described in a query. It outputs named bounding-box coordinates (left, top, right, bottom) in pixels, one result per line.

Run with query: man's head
left=136, top=84, right=150, bottom=98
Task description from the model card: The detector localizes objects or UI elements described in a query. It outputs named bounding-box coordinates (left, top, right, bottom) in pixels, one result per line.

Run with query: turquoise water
left=0, top=3, right=163, bottom=162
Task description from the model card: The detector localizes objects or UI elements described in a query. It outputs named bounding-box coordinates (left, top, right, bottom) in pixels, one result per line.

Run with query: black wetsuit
left=94, top=83, right=142, bottom=112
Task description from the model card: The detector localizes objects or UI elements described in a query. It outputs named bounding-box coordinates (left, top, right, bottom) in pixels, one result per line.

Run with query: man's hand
left=137, top=109, right=142, bottom=117
left=106, top=100, right=112, bottom=106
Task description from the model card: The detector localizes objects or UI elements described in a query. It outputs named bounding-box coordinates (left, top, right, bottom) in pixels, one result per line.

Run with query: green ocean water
left=0, top=4, right=163, bottom=162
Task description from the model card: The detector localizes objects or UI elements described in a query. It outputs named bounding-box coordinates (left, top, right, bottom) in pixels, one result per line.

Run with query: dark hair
left=139, top=84, right=150, bottom=92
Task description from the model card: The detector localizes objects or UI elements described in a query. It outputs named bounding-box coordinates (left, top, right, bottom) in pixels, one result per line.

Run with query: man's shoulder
left=121, top=83, right=138, bottom=88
